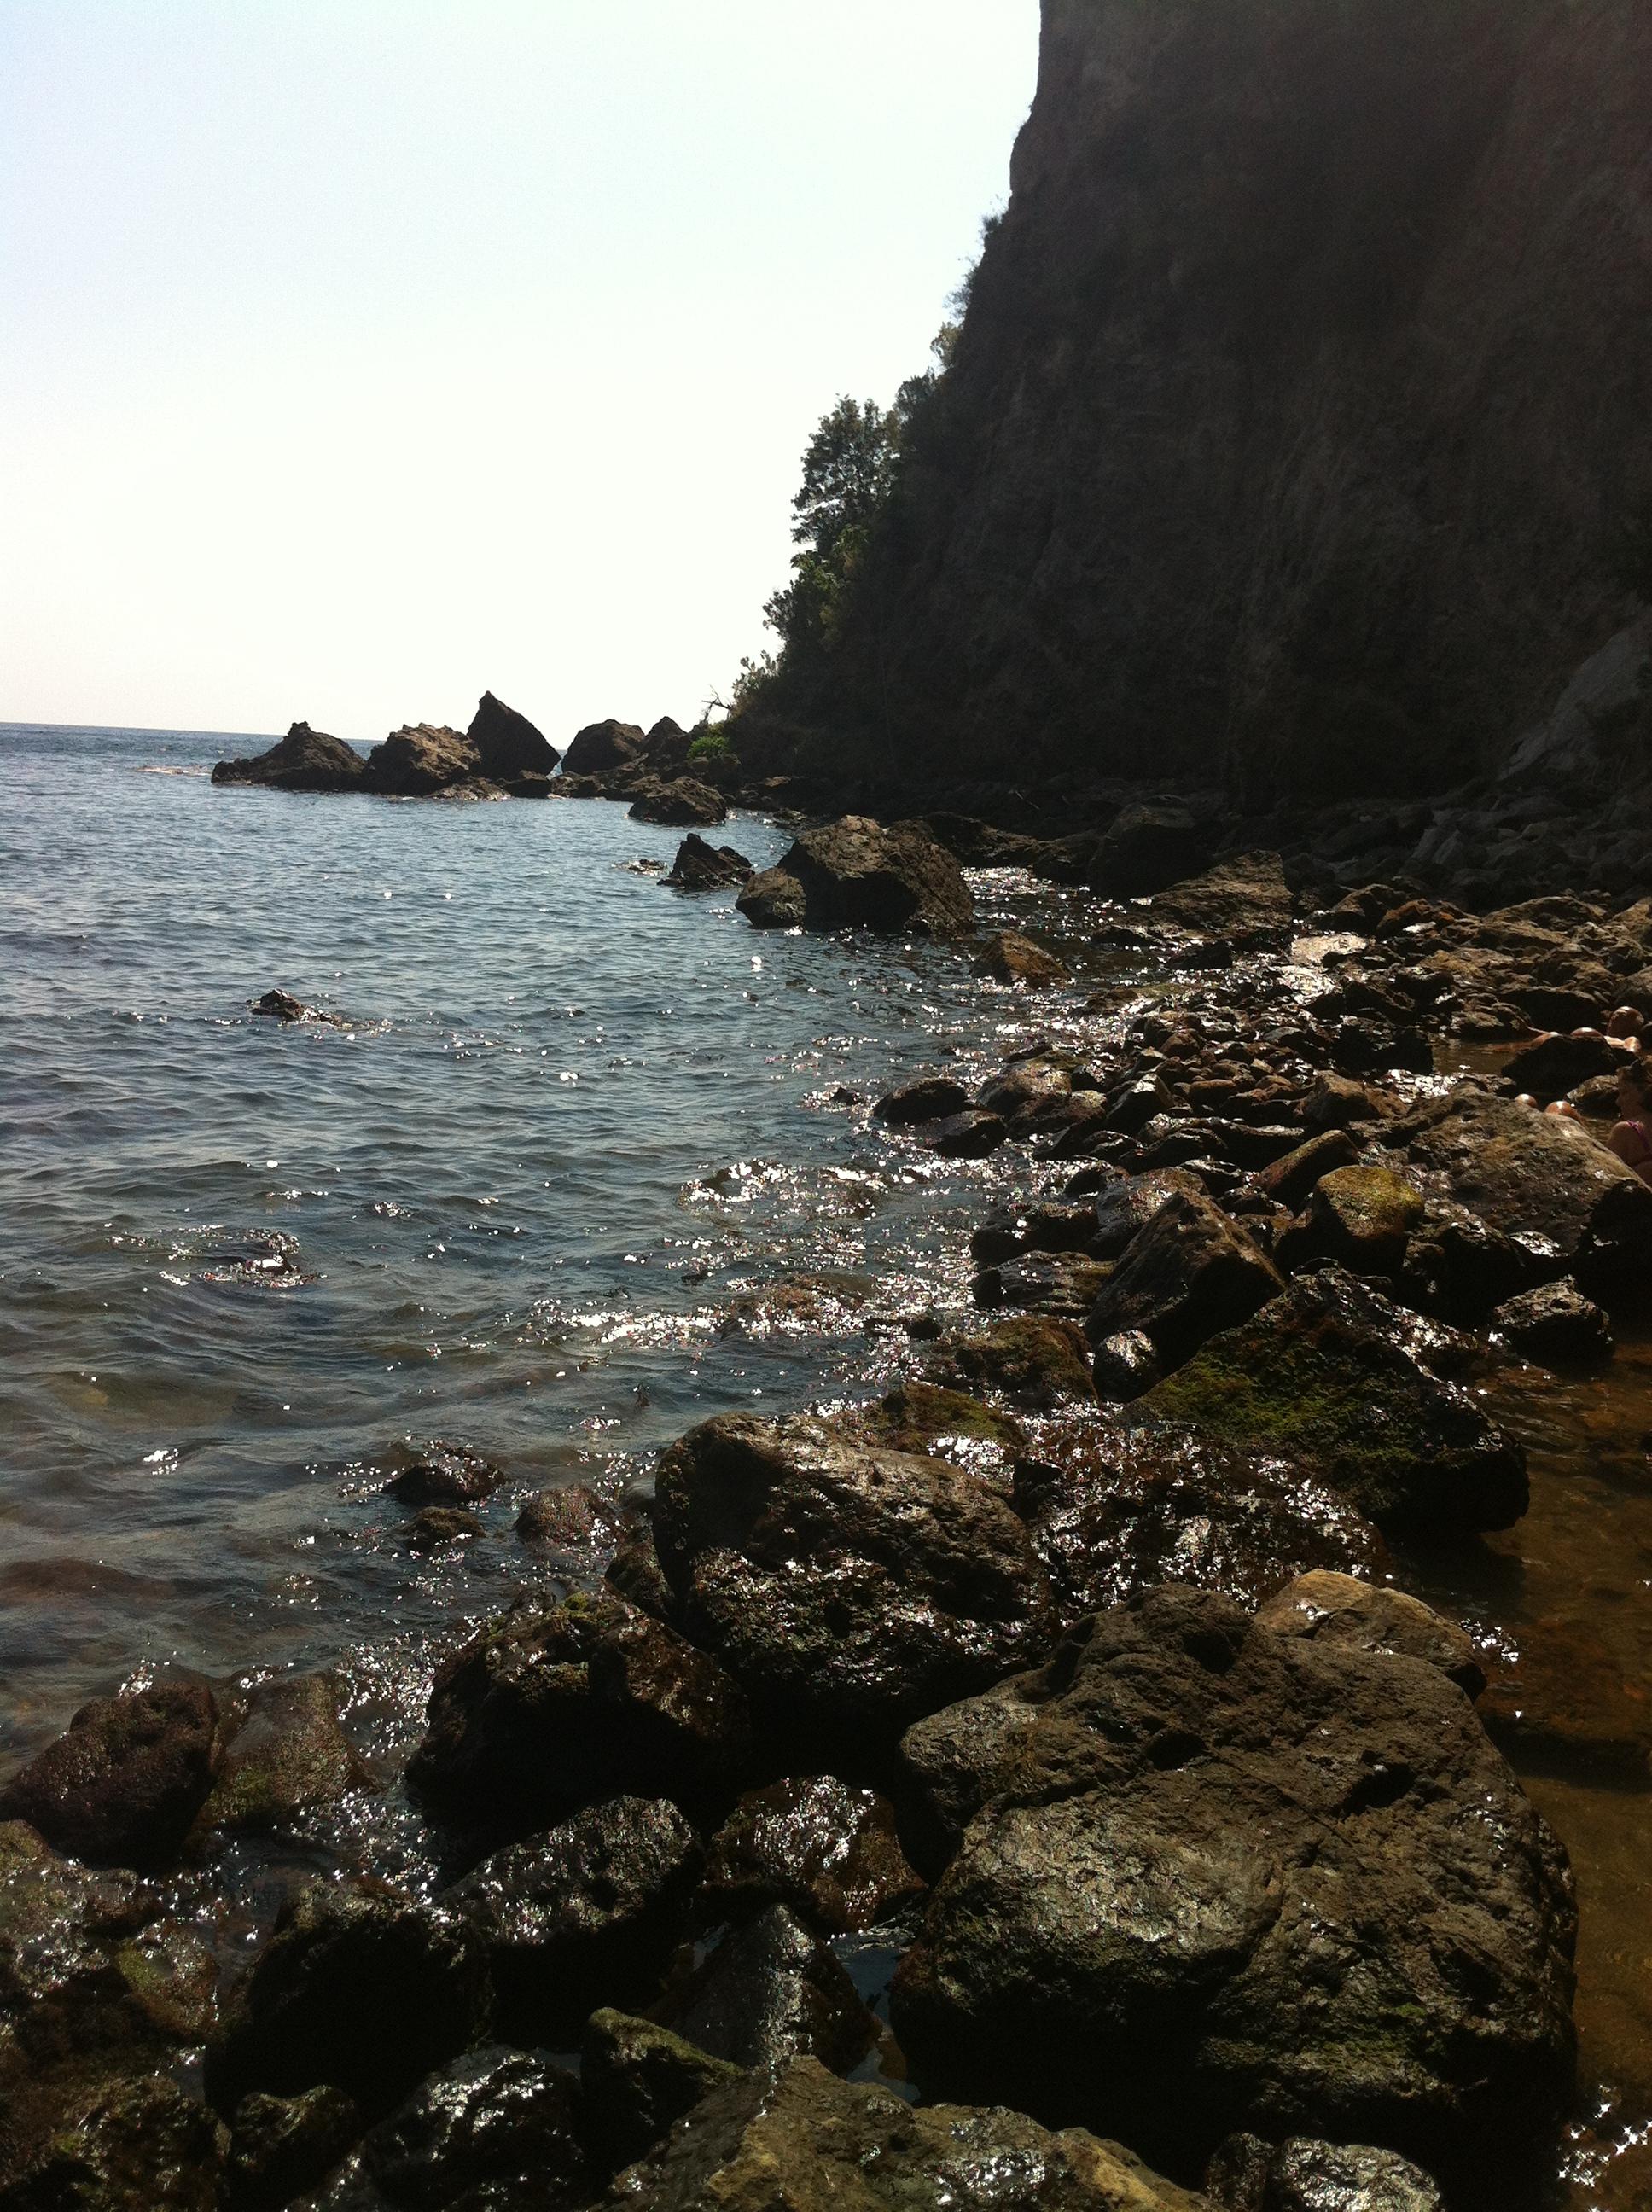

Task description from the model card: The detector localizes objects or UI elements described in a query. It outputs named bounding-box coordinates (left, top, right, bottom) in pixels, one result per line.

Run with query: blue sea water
left=0, top=723, right=1083, bottom=1762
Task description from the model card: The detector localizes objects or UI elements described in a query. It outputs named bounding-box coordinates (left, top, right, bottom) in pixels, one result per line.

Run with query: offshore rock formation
left=742, top=0, right=1652, bottom=810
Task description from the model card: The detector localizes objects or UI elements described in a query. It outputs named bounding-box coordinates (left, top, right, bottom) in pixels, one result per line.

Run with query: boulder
left=924, top=1109, right=1009, bottom=1158
left=653, top=1905, right=878, bottom=2075
left=976, top=929, right=1071, bottom=987
left=1491, top=1279, right=1615, bottom=1366
left=3, top=2074, right=223, bottom=2212
left=893, top=1587, right=1577, bottom=2178
left=1090, top=1169, right=1209, bottom=1259
left=1149, top=852, right=1293, bottom=946
left=360, top=724, right=482, bottom=796
left=515, top=1480, right=617, bottom=1549
left=873, top=1074, right=972, bottom=1126
left=737, top=817, right=974, bottom=937
left=1397, top=1195, right=1548, bottom=1324
left=627, top=777, right=729, bottom=827
left=381, top=1441, right=506, bottom=1508
left=1250, top=1131, right=1361, bottom=1211
left=1301, top=1072, right=1391, bottom=1132
left=405, top=1504, right=482, bottom=1551
left=663, top=835, right=753, bottom=892
left=1090, top=1328, right=1164, bottom=1403
left=1089, top=804, right=1211, bottom=899
left=1254, top=1571, right=1485, bottom=1697
left=564, top=719, right=647, bottom=775
left=467, top=691, right=558, bottom=777
left=1206, top=2133, right=1443, bottom=2212
left=340, top=2046, right=586, bottom=2212
left=701, top=1776, right=925, bottom=1935
left=601, top=2056, right=1209, bottom=2212
left=971, top=1201, right=1098, bottom=1267
left=975, top=1252, right=1114, bottom=1320
left=856, top=1383, right=1026, bottom=1488
left=225, top=2087, right=361, bottom=2212
left=205, top=1884, right=488, bottom=2122
left=923, top=1316, right=1096, bottom=1412
left=0, top=1683, right=222, bottom=1870
left=643, top=715, right=694, bottom=765
left=649, top=1413, right=1052, bottom=1762
left=1140, top=1270, right=1528, bottom=1534
left=212, top=722, right=365, bottom=793
left=191, top=1673, right=365, bottom=1842
left=406, top=1591, right=755, bottom=1833
left=1084, top=1190, right=1283, bottom=1368
left=444, top=1795, right=702, bottom=2041
left=1502, top=1030, right=1621, bottom=1103
left=581, top=2010, right=742, bottom=2177
left=1306, top=1166, right=1426, bottom=1274
left=1015, top=1424, right=1387, bottom=1632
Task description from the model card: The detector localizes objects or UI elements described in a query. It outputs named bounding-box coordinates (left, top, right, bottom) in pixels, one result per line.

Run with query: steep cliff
left=747, top=0, right=1652, bottom=812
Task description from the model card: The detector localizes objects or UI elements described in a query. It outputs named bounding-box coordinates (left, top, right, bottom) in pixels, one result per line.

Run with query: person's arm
left=1608, top=1119, right=1652, bottom=1173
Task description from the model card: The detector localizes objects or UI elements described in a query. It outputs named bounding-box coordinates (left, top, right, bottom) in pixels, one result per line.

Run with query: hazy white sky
left=1, top=3, right=1039, bottom=743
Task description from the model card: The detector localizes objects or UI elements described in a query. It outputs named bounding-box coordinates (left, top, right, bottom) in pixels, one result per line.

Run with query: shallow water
left=2, top=725, right=1649, bottom=2206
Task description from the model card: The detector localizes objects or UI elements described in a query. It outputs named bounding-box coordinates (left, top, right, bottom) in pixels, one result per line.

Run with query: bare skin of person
left=1607, top=1058, right=1652, bottom=1185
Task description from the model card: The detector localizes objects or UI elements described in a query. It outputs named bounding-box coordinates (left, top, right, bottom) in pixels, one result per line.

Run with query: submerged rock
left=893, top=1587, right=1577, bottom=2178
left=737, top=816, right=974, bottom=937
left=0, top=1683, right=222, bottom=1871
left=976, top=929, right=1071, bottom=986
left=662, top=835, right=752, bottom=891
left=381, top=1441, right=506, bottom=1508
left=466, top=690, right=558, bottom=777
left=212, top=722, right=365, bottom=793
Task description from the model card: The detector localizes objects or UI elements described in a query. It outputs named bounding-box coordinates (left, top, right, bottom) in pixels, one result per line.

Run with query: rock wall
left=751, top=0, right=1652, bottom=812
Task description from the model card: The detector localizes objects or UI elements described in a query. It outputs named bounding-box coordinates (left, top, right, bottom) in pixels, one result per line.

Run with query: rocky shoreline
left=7, top=779, right=1652, bottom=2210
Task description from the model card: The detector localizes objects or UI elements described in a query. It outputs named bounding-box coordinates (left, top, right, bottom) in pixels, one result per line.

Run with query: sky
left=0, top=3, right=1040, bottom=743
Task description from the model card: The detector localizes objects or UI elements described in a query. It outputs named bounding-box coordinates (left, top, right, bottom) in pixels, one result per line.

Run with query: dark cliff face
left=752, top=0, right=1652, bottom=812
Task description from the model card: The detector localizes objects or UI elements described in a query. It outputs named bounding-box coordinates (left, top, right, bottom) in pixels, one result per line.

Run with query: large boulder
left=334, top=2046, right=586, bottom=2212
left=1149, top=853, right=1293, bottom=946
left=893, top=1588, right=1577, bottom=2180
left=600, top=2056, right=1209, bottom=2211
left=700, top=1776, right=924, bottom=1935
left=628, top=776, right=729, bottom=827
left=0, top=1684, right=222, bottom=1870
left=189, top=1672, right=365, bottom=1843
left=649, top=1413, right=1052, bottom=1762
left=564, top=719, right=647, bottom=775
left=360, top=724, right=483, bottom=795
left=3, top=2074, right=223, bottom=2212
left=211, top=721, right=365, bottom=792
left=654, top=1904, right=878, bottom=2075
left=1206, top=2133, right=1443, bottom=2212
left=406, top=1591, right=755, bottom=1833
left=1088, top=804, right=1211, bottom=899
left=663, top=835, right=752, bottom=892
left=737, top=817, right=974, bottom=937
left=1138, top=1270, right=1528, bottom=1534
left=582, top=2011, right=741, bottom=2178
left=467, top=690, right=558, bottom=776
left=1084, top=1190, right=1283, bottom=1369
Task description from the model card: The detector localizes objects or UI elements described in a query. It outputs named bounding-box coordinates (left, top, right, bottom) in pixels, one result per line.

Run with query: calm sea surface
left=3, top=725, right=1650, bottom=2207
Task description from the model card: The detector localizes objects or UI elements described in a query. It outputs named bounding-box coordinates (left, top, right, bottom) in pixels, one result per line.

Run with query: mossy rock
left=925, top=1317, right=1096, bottom=1412
left=1310, top=1165, right=1425, bottom=1272
left=192, top=1674, right=367, bottom=1843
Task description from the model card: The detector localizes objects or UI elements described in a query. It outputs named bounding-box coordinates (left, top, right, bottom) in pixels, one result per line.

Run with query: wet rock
left=1141, top=1269, right=1527, bottom=1534
left=407, top=1591, right=755, bottom=1833
left=227, top=2086, right=361, bottom=2212
left=976, top=929, right=1070, bottom=987
left=701, top=1776, right=924, bottom=1936
left=1206, top=2132, right=1443, bottom=2212
left=923, top=1109, right=1008, bottom=1158
left=893, top=1586, right=1578, bottom=2177
left=1398, top=1196, right=1546, bottom=1324
left=736, top=817, right=974, bottom=938
left=193, top=1674, right=365, bottom=1842
left=3, top=2073, right=223, bottom=2212
left=1248, top=1132, right=1362, bottom=1212
left=580, top=2010, right=741, bottom=2178
left=1502, top=1029, right=1620, bottom=1103
left=979, top=1057, right=1074, bottom=1127
left=205, top=1884, right=488, bottom=2122
left=466, top=692, right=558, bottom=777
left=602, top=2055, right=1207, bottom=2211
left=924, top=1317, right=1096, bottom=1412
left=335, top=2047, right=586, bottom=2212
left=1477, top=1617, right=1652, bottom=1781
left=1085, top=1190, right=1283, bottom=1370
left=970, top=1201, right=1096, bottom=1267
left=1301, top=1073, right=1389, bottom=1131
left=655, top=1904, right=877, bottom=2075
left=650, top=1413, right=1052, bottom=1763
left=857, top=1383, right=1025, bottom=1487
left=514, top=1481, right=616, bottom=1550
left=603, top=1522, right=675, bottom=1622
left=1090, top=1329, right=1164, bottom=1403
left=1254, top=1571, right=1485, bottom=1697
left=627, top=777, right=728, bottom=828
left=1150, top=853, right=1292, bottom=947
left=445, top=1796, right=701, bottom=2042
left=974, top=1252, right=1113, bottom=1320
left=1306, top=1166, right=1426, bottom=1274
left=404, top=1505, right=482, bottom=1552
left=563, top=719, right=647, bottom=776
left=1089, top=804, right=1210, bottom=899
left=1491, top=1280, right=1615, bottom=1366
left=873, top=1074, right=971, bottom=1126
left=212, top=722, right=366, bottom=793
left=662, top=835, right=752, bottom=892
left=381, top=1442, right=506, bottom=1509
left=248, top=988, right=349, bottom=1027
left=1015, top=1423, right=1387, bottom=1633
left=1090, top=1169, right=1208, bottom=1259
left=360, top=725, right=483, bottom=797
left=0, top=1683, right=222, bottom=1871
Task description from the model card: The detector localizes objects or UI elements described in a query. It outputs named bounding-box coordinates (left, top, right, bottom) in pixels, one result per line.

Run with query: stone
left=924, top=1109, right=1009, bottom=1158
left=970, top=1201, right=1097, bottom=1266
left=1491, top=1279, right=1615, bottom=1366
left=564, top=719, right=647, bottom=775
left=467, top=691, right=558, bottom=777
left=1090, top=1329, right=1164, bottom=1403
left=701, top=1776, right=925, bottom=1935
left=1084, top=1190, right=1283, bottom=1369
left=873, top=1074, right=972, bottom=1126
left=1090, top=1168, right=1208, bottom=1258
left=976, top=929, right=1071, bottom=986
left=360, top=724, right=482, bottom=796
left=1307, top=1166, right=1426, bottom=1273
left=191, top=1673, right=365, bottom=1842
left=1206, top=2132, right=1443, bottom=2212
left=226, top=2086, right=361, bottom=2212
left=407, top=1591, right=755, bottom=1834
left=212, top=721, right=365, bottom=793
left=627, top=776, right=729, bottom=827
left=381, top=1441, right=506, bottom=1508
left=1089, top=805, right=1211, bottom=899
left=344, top=2047, right=586, bottom=2212
left=445, top=1796, right=701, bottom=2043
left=205, top=1883, right=488, bottom=2122
left=857, top=1383, right=1026, bottom=1488
left=736, top=817, right=974, bottom=937
left=514, top=1481, right=616, bottom=1549
left=1250, top=1131, right=1362, bottom=1211
left=1502, top=1029, right=1621, bottom=1103
left=581, top=2010, right=741, bottom=2178
left=975, top=1252, right=1114, bottom=1321
left=893, top=1587, right=1577, bottom=2179
left=730, top=869, right=805, bottom=928
left=1301, top=1073, right=1389, bottom=1131
left=1150, top=852, right=1293, bottom=946
left=924, top=1317, right=1096, bottom=1412
left=1397, top=1196, right=1547, bottom=1324
left=1015, top=1423, right=1387, bottom=1634
left=654, top=1905, right=878, bottom=2075
left=663, top=835, right=753, bottom=892
left=0, top=1683, right=222, bottom=1871
left=2, top=2073, right=223, bottom=2212
left=1254, top=1571, right=1485, bottom=1697
left=405, top=1505, right=483, bottom=1551
left=601, top=2056, right=1208, bottom=2212
left=1140, top=1269, right=1528, bottom=1534
left=649, top=1413, right=1052, bottom=1763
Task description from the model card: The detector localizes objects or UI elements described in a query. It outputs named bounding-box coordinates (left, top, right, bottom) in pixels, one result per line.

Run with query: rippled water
left=3, top=725, right=1651, bottom=2208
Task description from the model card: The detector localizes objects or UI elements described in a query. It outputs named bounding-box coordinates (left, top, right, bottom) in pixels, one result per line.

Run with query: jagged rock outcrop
left=467, top=691, right=558, bottom=776
left=212, top=723, right=364, bottom=792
